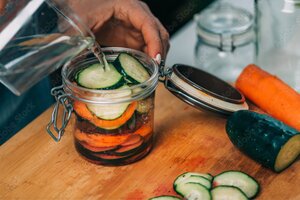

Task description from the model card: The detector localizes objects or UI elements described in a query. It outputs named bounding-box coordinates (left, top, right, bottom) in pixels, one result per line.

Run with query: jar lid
left=165, top=64, right=248, bottom=115
left=194, top=3, right=254, bottom=50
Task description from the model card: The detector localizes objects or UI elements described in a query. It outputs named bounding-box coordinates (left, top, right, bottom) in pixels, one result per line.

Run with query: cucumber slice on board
left=174, top=182, right=211, bottom=200
left=149, top=196, right=181, bottom=200
left=174, top=172, right=213, bottom=182
left=87, top=85, right=132, bottom=120
left=174, top=172, right=212, bottom=189
left=76, top=63, right=124, bottom=89
left=114, top=53, right=150, bottom=84
left=211, top=186, right=249, bottom=200
left=226, top=110, right=300, bottom=172
left=213, top=171, right=259, bottom=199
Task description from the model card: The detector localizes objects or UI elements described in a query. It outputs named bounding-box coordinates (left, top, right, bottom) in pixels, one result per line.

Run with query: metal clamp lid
left=46, top=85, right=73, bottom=142
left=163, top=64, right=248, bottom=116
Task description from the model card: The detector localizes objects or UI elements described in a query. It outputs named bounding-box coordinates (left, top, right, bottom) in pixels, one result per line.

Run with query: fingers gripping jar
left=47, top=47, right=159, bottom=166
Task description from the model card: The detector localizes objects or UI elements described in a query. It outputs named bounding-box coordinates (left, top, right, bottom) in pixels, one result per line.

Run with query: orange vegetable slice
left=74, top=100, right=137, bottom=129
left=74, top=129, right=131, bottom=147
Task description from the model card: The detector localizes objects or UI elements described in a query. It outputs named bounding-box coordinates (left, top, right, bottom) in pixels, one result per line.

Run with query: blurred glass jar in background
left=256, top=0, right=300, bottom=91
left=194, top=3, right=255, bottom=82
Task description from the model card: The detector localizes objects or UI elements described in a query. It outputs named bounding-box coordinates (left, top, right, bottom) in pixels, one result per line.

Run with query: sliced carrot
left=133, top=121, right=153, bottom=137
left=74, top=129, right=131, bottom=147
left=77, top=140, right=117, bottom=152
left=74, top=101, right=137, bottom=129
left=236, top=64, right=300, bottom=131
left=121, top=134, right=143, bottom=146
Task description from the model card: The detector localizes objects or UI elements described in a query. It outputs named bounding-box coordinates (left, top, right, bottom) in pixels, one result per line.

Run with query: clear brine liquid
left=0, top=34, right=108, bottom=95
left=91, top=42, right=110, bottom=70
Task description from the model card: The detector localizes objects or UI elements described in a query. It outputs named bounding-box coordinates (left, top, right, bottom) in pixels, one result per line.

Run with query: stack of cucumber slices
left=75, top=53, right=150, bottom=121
left=76, top=52, right=150, bottom=90
left=150, top=171, right=260, bottom=200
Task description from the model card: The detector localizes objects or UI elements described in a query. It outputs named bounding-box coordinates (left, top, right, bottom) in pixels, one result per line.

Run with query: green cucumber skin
left=211, top=186, right=249, bottom=200
left=113, top=52, right=146, bottom=84
left=212, top=170, right=260, bottom=199
left=226, top=110, right=299, bottom=172
left=75, top=71, right=125, bottom=90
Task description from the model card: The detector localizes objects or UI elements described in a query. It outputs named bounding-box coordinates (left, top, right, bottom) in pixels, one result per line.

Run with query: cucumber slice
left=174, top=172, right=213, bottom=183
left=149, top=196, right=181, bottom=200
left=211, top=186, right=249, bottom=200
left=275, top=134, right=300, bottom=172
left=87, top=85, right=132, bottom=120
left=174, top=182, right=211, bottom=200
left=76, top=63, right=123, bottom=89
left=213, top=171, right=259, bottom=199
left=174, top=173, right=212, bottom=189
left=114, top=53, right=150, bottom=84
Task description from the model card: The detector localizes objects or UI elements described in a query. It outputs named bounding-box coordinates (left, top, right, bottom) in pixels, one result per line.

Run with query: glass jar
left=194, top=3, right=255, bottom=82
left=50, top=47, right=159, bottom=166
left=47, top=48, right=249, bottom=166
left=255, top=0, right=300, bottom=91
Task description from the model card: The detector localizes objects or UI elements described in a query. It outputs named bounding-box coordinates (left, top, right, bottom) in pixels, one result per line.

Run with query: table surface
left=2, top=1, right=300, bottom=199
left=1, top=83, right=300, bottom=200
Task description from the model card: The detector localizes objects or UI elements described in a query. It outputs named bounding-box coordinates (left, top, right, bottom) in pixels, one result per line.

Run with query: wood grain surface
left=0, top=83, right=299, bottom=200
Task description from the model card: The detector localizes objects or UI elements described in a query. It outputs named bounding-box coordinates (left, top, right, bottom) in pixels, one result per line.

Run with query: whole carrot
left=236, top=64, right=300, bottom=131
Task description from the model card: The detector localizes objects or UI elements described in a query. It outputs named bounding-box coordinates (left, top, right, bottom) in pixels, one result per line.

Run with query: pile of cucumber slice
left=149, top=171, right=260, bottom=200
left=75, top=53, right=150, bottom=121
left=76, top=53, right=150, bottom=90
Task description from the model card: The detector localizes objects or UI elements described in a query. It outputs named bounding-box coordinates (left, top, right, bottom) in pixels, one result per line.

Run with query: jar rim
left=61, top=47, right=159, bottom=104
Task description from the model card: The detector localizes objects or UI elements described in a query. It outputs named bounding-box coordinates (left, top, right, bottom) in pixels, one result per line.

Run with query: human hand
left=69, top=0, right=170, bottom=63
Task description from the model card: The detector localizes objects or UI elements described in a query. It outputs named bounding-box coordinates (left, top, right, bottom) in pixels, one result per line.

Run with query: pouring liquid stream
left=90, top=42, right=110, bottom=71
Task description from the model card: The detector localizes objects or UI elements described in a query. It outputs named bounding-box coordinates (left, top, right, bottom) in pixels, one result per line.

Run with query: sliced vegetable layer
left=149, top=170, right=261, bottom=200
left=211, top=186, right=248, bottom=200
left=74, top=100, right=137, bottom=130
left=114, top=53, right=150, bottom=84
left=174, top=172, right=212, bottom=190
left=226, top=110, right=300, bottom=172
left=174, top=182, right=211, bottom=200
left=149, top=196, right=181, bottom=200
left=76, top=63, right=124, bottom=89
left=213, top=170, right=259, bottom=199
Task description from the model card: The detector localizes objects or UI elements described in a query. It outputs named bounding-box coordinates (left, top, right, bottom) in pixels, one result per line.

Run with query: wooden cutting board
left=0, top=83, right=299, bottom=200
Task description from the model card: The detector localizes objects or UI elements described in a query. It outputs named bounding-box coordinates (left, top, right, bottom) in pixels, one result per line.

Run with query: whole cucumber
left=226, top=110, right=300, bottom=172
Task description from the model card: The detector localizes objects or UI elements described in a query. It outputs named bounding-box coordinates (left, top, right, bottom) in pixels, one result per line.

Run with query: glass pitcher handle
left=46, top=85, right=73, bottom=142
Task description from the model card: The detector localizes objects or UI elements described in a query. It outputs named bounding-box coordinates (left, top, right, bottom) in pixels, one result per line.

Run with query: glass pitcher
left=0, top=0, right=94, bottom=95
left=255, top=0, right=300, bottom=91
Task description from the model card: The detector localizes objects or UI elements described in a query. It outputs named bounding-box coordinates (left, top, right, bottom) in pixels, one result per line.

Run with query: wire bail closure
left=46, top=85, right=73, bottom=142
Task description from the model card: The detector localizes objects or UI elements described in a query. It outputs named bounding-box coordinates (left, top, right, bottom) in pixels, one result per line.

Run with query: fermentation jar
left=47, top=47, right=159, bottom=165
left=47, top=47, right=249, bottom=166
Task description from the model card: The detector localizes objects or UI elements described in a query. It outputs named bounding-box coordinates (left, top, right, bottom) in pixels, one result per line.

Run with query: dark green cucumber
left=114, top=53, right=150, bottom=84
left=75, top=63, right=124, bottom=89
left=226, top=110, right=300, bottom=172
left=213, top=171, right=259, bottom=199
left=211, top=186, right=249, bottom=200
